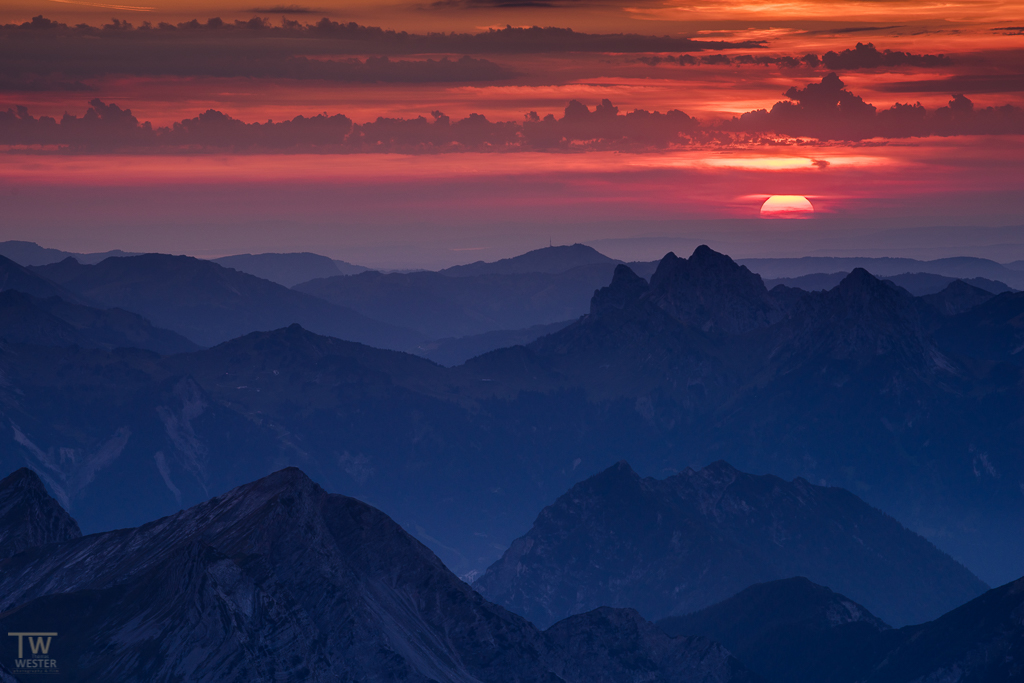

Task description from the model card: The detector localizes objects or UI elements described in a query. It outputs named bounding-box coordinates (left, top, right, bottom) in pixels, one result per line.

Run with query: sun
left=760, top=195, right=815, bottom=219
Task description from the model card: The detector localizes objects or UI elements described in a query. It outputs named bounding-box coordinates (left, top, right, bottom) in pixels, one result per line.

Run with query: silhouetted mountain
left=765, top=272, right=1011, bottom=296
left=658, top=578, right=891, bottom=683
left=0, top=467, right=759, bottom=683
left=647, top=247, right=783, bottom=335
left=474, top=460, right=986, bottom=628
left=662, top=574, right=1024, bottom=683
left=0, top=467, right=81, bottom=560
left=441, top=243, right=617, bottom=276
left=0, top=240, right=139, bottom=267
left=415, top=320, right=573, bottom=366
left=31, top=254, right=425, bottom=349
left=0, top=290, right=198, bottom=354
left=0, top=254, right=79, bottom=301
left=741, top=255, right=1024, bottom=290
left=860, top=575, right=1024, bottom=682
left=213, top=251, right=367, bottom=287
left=921, top=279, right=996, bottom=315
left=295, top=264, right=617, bottom=339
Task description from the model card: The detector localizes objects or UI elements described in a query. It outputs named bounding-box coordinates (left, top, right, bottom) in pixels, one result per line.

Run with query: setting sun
left=760, top=195, right=815, bottom=219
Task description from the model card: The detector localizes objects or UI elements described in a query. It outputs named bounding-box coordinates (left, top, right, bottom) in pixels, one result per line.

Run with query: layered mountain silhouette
left=0, top=255, right=80, bottom=302
left=4, top=245, right=1024, bottom=588
left=213, top=251, right=367, bottom=287
left=439, top=243, right=617, bottom=276
left=0, top=290, right=198, bottom=354
left=741, top=255, right=1024, bottom=290
left=0, top=467, right=760, bottom=683
left=30, top=254, right=425, bottom=350
left=658, top=574, right=1024, bottom=683
left=294, top=263, right=617, bottom=339
left=764, top=271, right=1011, bottom=296
left=0, top=240, right=139, bottom=267
left=0, top=467, right=81, bottom=560
left=473, top=460, right=985, bottom=628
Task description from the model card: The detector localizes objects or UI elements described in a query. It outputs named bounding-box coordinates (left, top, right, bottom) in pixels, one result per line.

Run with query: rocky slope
left=0, top=468, right=760, bottom=683
left=0, top=467, right=81, bottom=560
left=473, top=460, right=986, bottom=628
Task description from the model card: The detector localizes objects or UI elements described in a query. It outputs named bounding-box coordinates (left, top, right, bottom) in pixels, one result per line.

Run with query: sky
left=1, top=1, right=1022, bottom=268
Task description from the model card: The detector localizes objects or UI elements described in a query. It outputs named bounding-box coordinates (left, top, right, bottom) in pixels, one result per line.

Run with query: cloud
left=0, top=19, right=516, bottom=84
left=245, top=5, right=319, bottom=13
left=821, top=42, right=950, bottom=70
left=726, top=73, right=1024, bottom=140
left=640, top=43, right=948, bottom=71
left=0, top=98, right=698, bottom=152
left=878, top=74, right=1024, bottom=94
left=3, top=76, right=1022, bottom=151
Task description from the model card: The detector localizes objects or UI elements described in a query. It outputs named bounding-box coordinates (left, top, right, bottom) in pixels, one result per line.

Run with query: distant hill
left=742, top=256, right=1024, bottom=290
left=657, top=578, right=891, bottom=683
left=0, top=290, right=198, bottom=354
left=295, top=264, right=615, bottom=339
left=414, top=320, right=573, bottom=366
left=212, top=252, right=367, bottom=288
left=0, top=240, right=139, bottom=266
left=764, top=271, right=1012, bottom=296
left=0, top=467, right=760, bottom=683
left=30, top=254, right=425, bottom=350
left=474, top=460, right=986, bottom=628
left=440, top=243, right=618, bottom=276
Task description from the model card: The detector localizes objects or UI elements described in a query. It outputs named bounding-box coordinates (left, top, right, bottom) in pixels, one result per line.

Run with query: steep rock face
left=921, top=279, right=996, bottom=315
left=657, top=578, right=891, bottom=683
left=474, top=461, right=986, bottom=629
left=647, top=247, right=779, bottom=336
left=0, top=468, right=759, bottom=683
left=0, top=468, right=81, bottom=559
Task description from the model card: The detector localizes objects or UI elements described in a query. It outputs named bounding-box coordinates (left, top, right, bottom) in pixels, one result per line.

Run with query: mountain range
left=0, top=465, right=760, bottom=683
left=29, top=254, right=424, bottom=350
left=3, top=244, right=1024, bottom=591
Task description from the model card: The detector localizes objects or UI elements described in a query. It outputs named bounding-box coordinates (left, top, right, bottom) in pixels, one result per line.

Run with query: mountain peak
left=476, top=460, right=986, bottom=628
left=646, top=246, right=775, bottom=335
left=590, top=265, right=649, bottom=316
left=0, top=467, right=82, bottom=560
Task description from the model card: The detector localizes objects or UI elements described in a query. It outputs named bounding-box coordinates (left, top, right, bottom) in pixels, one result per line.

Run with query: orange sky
left=1, top=0, right=1022, bottom=265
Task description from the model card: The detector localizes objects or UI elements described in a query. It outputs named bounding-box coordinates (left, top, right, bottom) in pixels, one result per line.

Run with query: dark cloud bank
left=0, top=15, right=762, bottom=83
left=2, top=74, right=1021, bottom=152
left=642, top=43, right=951, bottom=71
